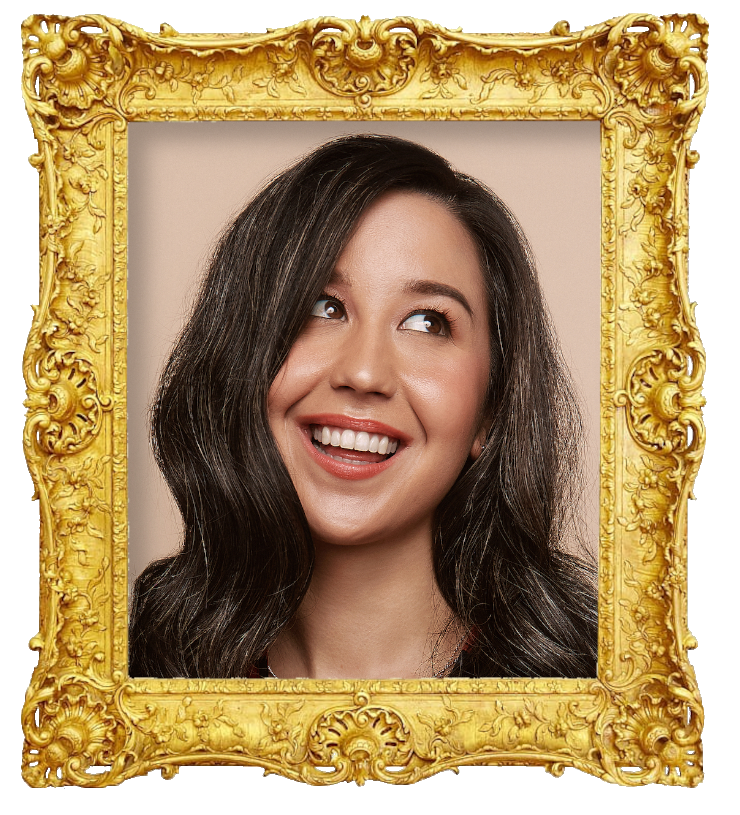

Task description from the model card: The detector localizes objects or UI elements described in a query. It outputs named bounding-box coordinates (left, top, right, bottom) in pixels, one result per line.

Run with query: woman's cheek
left=269, top=338, right=330, bottom=409
left=406, top=358, right=487, bottom=447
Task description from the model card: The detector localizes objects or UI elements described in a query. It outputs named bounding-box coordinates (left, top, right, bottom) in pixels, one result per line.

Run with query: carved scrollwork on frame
left=610, top=15, right=708, bottom=113
left=600, top=681, right=703, bottom=786
left=618, top=348, right=705, bottom=456
left=25, top=351, right=108, bottom=455
left=306, top=692, right=420, bottom=784
left=22, top=16, right=129, bottom=120
left=20, top=13, right=707, bottom=788
left=22, top=676, right=129, bottom=787
left=310, top=17, right=419, bottom=105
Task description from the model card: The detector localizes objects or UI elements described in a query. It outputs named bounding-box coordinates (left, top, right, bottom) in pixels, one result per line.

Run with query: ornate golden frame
left=20, top=13, right=707, bottom=787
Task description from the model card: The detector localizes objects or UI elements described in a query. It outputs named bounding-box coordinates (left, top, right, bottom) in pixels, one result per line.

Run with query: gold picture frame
left=20, top=12, right=707, bottom=787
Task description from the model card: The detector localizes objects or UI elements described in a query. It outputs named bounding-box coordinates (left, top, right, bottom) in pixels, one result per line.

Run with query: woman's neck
left=268, top=529, right=464, bottom=679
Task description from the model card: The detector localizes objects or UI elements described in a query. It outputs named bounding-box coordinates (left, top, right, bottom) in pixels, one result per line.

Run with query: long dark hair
left=129, top=133, right=597, bottom=679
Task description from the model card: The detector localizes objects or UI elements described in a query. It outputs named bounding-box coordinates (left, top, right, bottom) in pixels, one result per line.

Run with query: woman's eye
left=311, top=298, right=346, bottom=320
left=400, top=312, right=448, bottom=336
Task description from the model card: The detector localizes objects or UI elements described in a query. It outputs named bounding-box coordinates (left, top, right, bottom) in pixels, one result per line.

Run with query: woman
left=129, top=133, right=597, bottom=680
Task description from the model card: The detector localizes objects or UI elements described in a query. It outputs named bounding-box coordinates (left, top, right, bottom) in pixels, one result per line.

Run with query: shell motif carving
left=612, top=15, right=708, bottom=110
left=22, top=16, right=127, bottom=113
left=310, top=16, right=418, bottom=103
left=22, top=680, right=124, bottom=787
left=617, top=348, right=704, bottom=455
left=607, top=685, right=702, bottom=786
left=307, top=692, right=418, bottom=784
left=25, top=350, right=108, bottom=454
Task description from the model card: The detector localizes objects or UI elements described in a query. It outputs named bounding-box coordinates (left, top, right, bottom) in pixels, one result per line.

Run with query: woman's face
left=268, top=190, right=491, bottom=548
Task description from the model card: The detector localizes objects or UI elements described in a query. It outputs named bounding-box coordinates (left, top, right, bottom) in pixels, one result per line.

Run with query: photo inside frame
left=127, top=120, right=601, bottom=589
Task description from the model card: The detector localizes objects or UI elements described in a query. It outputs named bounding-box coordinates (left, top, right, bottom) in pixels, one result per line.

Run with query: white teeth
left=311, top=424, right=400, bottom=456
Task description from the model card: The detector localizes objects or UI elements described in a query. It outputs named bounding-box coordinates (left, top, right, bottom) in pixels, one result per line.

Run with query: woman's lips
left=298, top=414, right=407, bottom=480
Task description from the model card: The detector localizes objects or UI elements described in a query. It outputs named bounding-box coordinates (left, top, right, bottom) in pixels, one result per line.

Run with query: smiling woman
left=129, top=134, right=597, bottom=680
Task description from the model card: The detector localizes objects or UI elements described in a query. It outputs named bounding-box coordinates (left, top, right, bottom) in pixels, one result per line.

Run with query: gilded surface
left=21, top=13, right=707, bottom=787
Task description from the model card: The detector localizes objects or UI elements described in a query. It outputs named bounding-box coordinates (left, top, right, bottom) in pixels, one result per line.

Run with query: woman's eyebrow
left=329, top=272, right=474, bottom=318
left=328, top=270, right=348, bottom=286
left=403, top=279, right=473, bottom=317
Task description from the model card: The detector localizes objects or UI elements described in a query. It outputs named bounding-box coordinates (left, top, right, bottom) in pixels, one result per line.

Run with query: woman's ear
left=469, top=422, right=490, bottom=461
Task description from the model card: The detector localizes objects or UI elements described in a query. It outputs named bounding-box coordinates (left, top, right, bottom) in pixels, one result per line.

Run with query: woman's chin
left=309, top=518, right=428, bottom=550
left=310, top=525, right=391, bottom=549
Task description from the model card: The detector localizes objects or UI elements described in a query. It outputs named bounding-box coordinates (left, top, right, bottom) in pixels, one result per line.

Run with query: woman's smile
left=268, top=189, right=491, bottom=547
left=296, top=414, right=407, bottom=480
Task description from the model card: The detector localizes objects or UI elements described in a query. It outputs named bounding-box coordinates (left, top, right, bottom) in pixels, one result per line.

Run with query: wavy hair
left=129, top=134, right=597, bottom=679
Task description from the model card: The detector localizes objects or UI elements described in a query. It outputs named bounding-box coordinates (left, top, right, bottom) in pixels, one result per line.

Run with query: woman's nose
left=328, top=324, right=396, bottom=398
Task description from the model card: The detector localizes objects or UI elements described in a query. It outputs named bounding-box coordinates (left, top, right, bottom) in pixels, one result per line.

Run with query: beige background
left=128, top=120, right=601, bottom=583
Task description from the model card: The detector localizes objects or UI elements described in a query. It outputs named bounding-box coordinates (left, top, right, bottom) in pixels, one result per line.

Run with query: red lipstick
left=297, top=414, right=408, bottom=481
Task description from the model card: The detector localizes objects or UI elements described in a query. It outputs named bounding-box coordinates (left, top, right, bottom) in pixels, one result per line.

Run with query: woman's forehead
left=333, top=190, right=486, bottom=306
